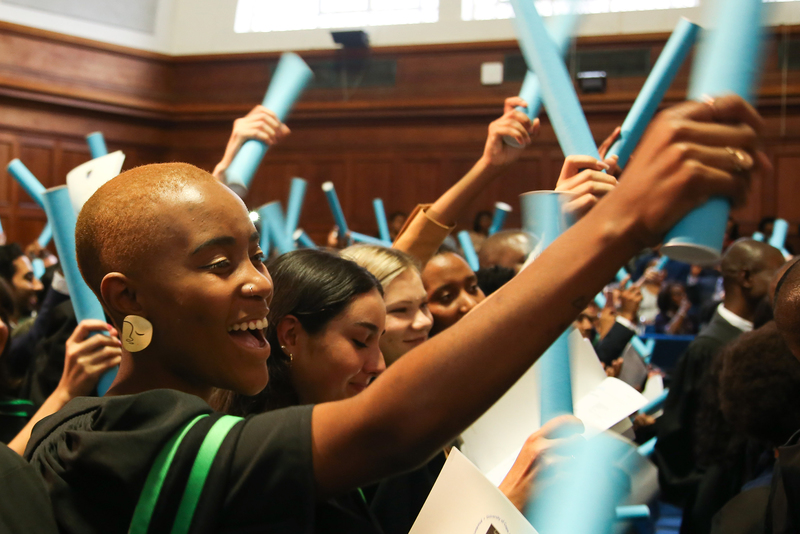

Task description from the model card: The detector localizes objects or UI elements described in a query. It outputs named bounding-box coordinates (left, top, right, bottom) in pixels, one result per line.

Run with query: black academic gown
left=766, top=429, right=800, bottom=533
left=0, top=443, right=58, bottom=533
left=653, top=309, right=745, bottom=506
left=25, top=390, right=316, bottom=534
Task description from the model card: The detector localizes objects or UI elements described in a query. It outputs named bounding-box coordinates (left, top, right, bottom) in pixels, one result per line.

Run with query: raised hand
left=555, top=155, right=618, bottom=218
left=481, top=97, right=539, bottom=168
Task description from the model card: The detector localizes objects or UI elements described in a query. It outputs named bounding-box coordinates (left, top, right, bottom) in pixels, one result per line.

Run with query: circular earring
left=122, top=315, right=153, bottom=353
left=280, top=345, right=294, bottom=361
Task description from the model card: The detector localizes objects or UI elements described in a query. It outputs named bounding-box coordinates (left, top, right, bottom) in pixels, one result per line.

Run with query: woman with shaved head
left=22, top=95, right=767, bottom=534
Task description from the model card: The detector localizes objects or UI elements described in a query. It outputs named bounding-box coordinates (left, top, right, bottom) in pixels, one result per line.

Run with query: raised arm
left=212, top=105, right=291, bottom=182
left=312, top=95, right=763, bottom=496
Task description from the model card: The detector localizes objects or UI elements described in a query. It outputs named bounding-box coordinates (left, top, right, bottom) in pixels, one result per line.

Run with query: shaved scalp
left=477, top=230, right=535, bottom=269
left=76, top=162, right=227, bottom=299
left=720, top=238, right=784, bottom=290
left=773, top=257, right=800, bottom=357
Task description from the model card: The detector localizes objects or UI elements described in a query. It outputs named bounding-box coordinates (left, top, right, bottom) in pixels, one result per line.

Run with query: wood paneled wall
left=1, top=21, right=800, bottom=249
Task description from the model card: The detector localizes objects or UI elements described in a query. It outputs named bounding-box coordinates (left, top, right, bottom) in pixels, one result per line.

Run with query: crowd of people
left=0, top=92, right=797, bottom=534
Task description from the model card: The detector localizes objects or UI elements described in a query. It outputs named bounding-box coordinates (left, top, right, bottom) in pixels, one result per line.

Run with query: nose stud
left=249, top=285, right=254, bottom=297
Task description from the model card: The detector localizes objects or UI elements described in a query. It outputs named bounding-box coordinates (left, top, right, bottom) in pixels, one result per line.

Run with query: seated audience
left=655, top=282, right=698, bottom=335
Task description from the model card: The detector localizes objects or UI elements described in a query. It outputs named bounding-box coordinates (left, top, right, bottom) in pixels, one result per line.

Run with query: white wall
left=169, top=0, right=800, bottom=56
left=0, top=0, right=175, bottom=53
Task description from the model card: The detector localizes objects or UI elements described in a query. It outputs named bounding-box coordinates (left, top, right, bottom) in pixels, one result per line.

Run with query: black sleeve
left=0, top=443, right=58, bottom=533
left=220, top=405, right=316, bottom=533
left=596, top=322, right=635, bottom=365
left=7, top=288, right=70, bottom=377
left=653, top=340, right=716, bottom=505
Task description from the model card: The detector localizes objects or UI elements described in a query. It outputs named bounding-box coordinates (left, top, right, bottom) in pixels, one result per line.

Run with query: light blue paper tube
left=456, top=231, right=480, bottom=272
left=42, top=186, right=116, bottom=395
left=488, top=202, right=512, bottom=236
left=521, top=192, right=576, bottom=422
left=321, top=181, right=349, bottom=235
left=655, top=255, right=670, bottom=272
left=350, top=231, right=391, bottom=248
left=7, top=159, right=46, bottom=209
left=504, top=12, right=578, bottom=147
left=769, top=219, right=789, bottom=249
left=85, top=132, right=108, bottom=159
left=37, top=222, right=53, bottom=248
left=594, top=293, right=607, bottom=308
left=606, top=18, right=700, bottom=168
left=258, top=202, right=294, bottom=255
left=662, top=0, right=765, bottom=265
left=752, top=231, right=765, bottom=242
left=616, top=505, right=651, bottom=521
left=226, top=53, right=314, bottom=189
left=631, top=336, right=654, bottom=359
left=373, top=198, right=391, bottom=243
left=640, top=389, right=669, bottom=415
left=293, top=229, right=317, bottom=249
left=285, top=178, right=307, bottom=237
left=527, top=433, right=631, bottom=533
left=509, top=0, right=599, bottom=159
left=32, top=258, right=45, bottom=280
left=637, top=436, right=658, bottom=458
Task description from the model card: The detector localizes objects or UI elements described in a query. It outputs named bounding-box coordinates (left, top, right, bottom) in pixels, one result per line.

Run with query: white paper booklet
left=409, top=448, right=537, bottom=534
left=66, top=151, right=126, bottom=214
left=460, top=329, right=648, bottom=484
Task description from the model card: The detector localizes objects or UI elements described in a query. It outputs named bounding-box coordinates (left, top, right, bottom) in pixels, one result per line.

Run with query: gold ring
left=726, top=147, right=747, bottom=172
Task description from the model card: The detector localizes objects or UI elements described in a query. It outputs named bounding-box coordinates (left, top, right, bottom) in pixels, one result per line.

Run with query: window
left=461, top=0, right=699, bottom=21
left=235, top=0, right=439, bottom=33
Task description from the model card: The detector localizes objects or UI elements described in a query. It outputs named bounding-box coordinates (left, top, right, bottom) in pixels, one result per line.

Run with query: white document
left=66, top=150, right=125, bottom=214
left=409, top=448, right=537, bottom=534
left=460, top=329, right=648, bottom=484
left=641, top=373, right=665, bottom=402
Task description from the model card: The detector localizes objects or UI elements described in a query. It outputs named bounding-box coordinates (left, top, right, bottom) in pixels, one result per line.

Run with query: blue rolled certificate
left=631, top=336, right=655, bottom=360
left=258, top=202, right=295, bottom=255
left=654, top=255, right=670, bottom=272
left=637, top=436, right=657, bottom=458
left=752, top=231, right=765, bottom=242
left=521, top=191, right=576, bottom=422
left=373, top=198, right=391, bottom=243
left=509, top=0, right=599, bottom=159
left=32, top=258, right=45, bottom=280
left=293, top=229, right=318, bottom=249
left=86, top=132, right=108, bottom=159
left=37, top=222, right=53, bottom=248
left=350, top=231, right=391, bottom=248
left=769, top=218, right=789, bottom=250
left=321, top=181, right=349, bottom=235
left=504, top=12, right=578, bottom=148
left=616, top=505, right=651, bottom=521
left=226, top=53, right=314, bottom=190
left=456, top=231, right=480, bottom=272
left=42, top=186, right=116, bottom=395
left=7, top=159, right=46, bottom=209
left=606, top=18, right=700, bottom=168
left=662, top=0, right=765, bottom=265
left=488, top=202, right=512, bottom=236
left=285, top=177, right=307, bottom=237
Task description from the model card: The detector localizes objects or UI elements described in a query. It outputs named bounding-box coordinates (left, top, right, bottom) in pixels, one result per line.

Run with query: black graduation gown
left=0, top=442, right=58, bottom=533
left=653, top=310, right=745, bottom=506
left=766, top=429, right=800, bottom=533
left=25, top=389, right=316, bottom=534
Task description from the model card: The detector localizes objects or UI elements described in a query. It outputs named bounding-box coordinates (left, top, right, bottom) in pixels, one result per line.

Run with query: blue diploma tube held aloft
left=606, top=18, right=700, bottom=168
left=456, top=231, right=480, bottom=272
left=321, top=181, right=349, bottom=236
left=662, top=0, right=765, bottom=265
left=86, top=132, right=108, bottom=159
left=373, top=198, right=391, bottom=243
left=504, top=11, right=578, bottom=148
left=769, top=219, right=789, bottom=250
left=258, top=202, right=294, bottom=255
left=293, top=229, right=317, bottom=249
left=42, top=186, right=116, bottom=395
left=521, top=191, right=576, bottom=422
left=488, top=202, right=512, bottom=236
left=509, top=0, right=599, bottom=159
left=37, top=222, right=53, bottom=248
left=284, top=178, right=307, bottom=238
left=226, top=53, right=314, bottom=190
left=349, top=231, right=391, bottom=248
left=752, top=231, right=765, bottom=242
left=7, top=159, right=46, bottom=209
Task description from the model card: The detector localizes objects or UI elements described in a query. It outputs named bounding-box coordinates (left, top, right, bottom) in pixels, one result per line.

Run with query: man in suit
left=654, top=239, right=785, bottom=529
